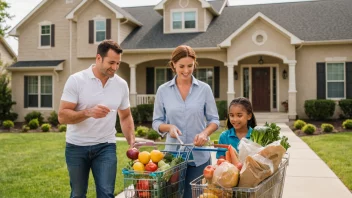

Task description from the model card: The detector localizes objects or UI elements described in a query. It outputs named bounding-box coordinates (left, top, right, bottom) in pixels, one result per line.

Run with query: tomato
left=217, top=158, right=226, bottom=166
left=136, top=180, right=149, bottom=191
left=203, top=165, right=216, bottom=180
left=145, top=161, right=158, bottom=172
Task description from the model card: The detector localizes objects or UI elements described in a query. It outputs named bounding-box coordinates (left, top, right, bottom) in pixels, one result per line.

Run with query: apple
left=203, top=165, right=216, bottom=180
left=235, top=162, right=243, bottom=171
left=126, top=148, right=139, bottom=160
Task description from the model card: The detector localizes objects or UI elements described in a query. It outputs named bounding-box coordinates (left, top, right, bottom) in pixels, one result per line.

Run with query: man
left=58, top=40, right=135, bottom=198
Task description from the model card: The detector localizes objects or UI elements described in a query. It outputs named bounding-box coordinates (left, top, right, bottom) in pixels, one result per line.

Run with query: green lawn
left=301, top=132, right=352, bottom=190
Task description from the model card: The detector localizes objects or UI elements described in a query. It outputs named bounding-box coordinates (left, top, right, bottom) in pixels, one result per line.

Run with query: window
left=40, top=25, right=51, bottom=46
left=25, top=76, right=53, bottom=108
left=243, top=68, right=249, bottom=98
left=195, top=68, right=213, bottom=90
left=326, top=63, right=345, bottom=99
left=155, top=68, right=168, bottom=90
left=95, top=20, right=106, bottom=42
left=172, top=10, right=196, bottom=31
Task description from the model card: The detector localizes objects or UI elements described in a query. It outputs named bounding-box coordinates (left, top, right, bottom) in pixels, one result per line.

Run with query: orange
left=138, top=151, right=151, bottom=164
left=150, top=150, right=164, bottom=163
left=133, top=162, right=145, bottom=172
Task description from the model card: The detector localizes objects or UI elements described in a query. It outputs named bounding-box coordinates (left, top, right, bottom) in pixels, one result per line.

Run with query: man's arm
left=118, top=107, right=135, bottom=147
left=58, top=101, right=110, bottom=124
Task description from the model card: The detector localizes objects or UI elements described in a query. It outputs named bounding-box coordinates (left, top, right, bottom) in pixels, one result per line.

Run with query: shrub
left=115, top=116, right=122, bottom=133
left=339, top=99, right=352, bottom=118
left=58, top=124, right=67, bottom=132
left=147, top=129, right=160, bottom=141
left=302, top=124, right=316, bottom=135
left=136, top=126, right=149, bottom=137
left=136, top=104, right=154, bottom=122
left=47, top=111, right=59, bottom=127
left=22, top=125, right=30, bottom=132
left=294, top=120, right=306, bottom=129
left=28, top=118, right=39, bottom=129
left=131, top=107, right=140, bottom=124
left=321, top=123, right=334, bottom=133
left=342, top=119, right=352, bottom=129
left=41, top=123, right=51, bottom=132
left=2, top=120, right=14, bottom=129
left=25, top=111, right=44, bottom=125
left=0, top=75, right=17, bottom=124
left=304, top=100, right=335, bottom=120
left=216, top=100, right=227, bottom=120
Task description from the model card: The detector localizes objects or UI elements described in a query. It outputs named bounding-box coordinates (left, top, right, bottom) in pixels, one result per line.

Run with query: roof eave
left=0, top=37, right=16, bottom=58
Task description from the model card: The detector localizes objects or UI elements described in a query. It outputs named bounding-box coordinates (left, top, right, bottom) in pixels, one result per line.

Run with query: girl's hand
left=169, top=125, right=182, bottom=139
left=193, top=132, right=208, bottom=146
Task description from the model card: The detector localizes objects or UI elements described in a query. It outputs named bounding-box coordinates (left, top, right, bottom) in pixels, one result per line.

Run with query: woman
left=152, top=45, right=219, bottom=197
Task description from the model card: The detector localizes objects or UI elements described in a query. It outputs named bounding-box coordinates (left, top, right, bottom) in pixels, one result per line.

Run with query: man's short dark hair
left=97, top=40, right=123, bottom=58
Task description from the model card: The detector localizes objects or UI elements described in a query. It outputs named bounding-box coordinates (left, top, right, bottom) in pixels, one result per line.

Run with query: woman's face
left=173, top=57, right=195, bottom=81
left=228, top=104, right=252, bottom=131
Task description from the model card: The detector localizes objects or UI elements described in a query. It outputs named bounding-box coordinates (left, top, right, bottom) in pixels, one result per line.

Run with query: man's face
left=96, top=49, right=121, bottom=78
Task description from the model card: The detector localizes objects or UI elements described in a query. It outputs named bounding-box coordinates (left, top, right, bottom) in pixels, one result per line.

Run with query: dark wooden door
left=252, top=67, right=270, bottom=111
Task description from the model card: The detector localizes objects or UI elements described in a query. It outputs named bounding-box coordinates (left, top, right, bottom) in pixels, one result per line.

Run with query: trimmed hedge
left=304, top=100, right=335, bottom=120
left=58, top=124, right=67, bottom=132
left=136, top=126, right=149, bottom=137
left=25, top=111, right=44, bottom=125
left=216, top=100, right=227, bottom=120
left=2, top=120, right=14, bottom=129
left=321, top=123, right=334, bottom=133
left=342, top=119, right=352, bottom=129
left=41, top=123, right=51, bottom=132
left=339, top=99, right=352, bottom=118
left=294, top=120, right=306, bottom=129
left=302, top=124, right=316, bottom=135
left=136, top=104, right=154, bottom=123
left=47, top=111, right=59, bottom=127
left=28, top=118, right=39, bottom=129
left=147, top=129, right=160, bottom=140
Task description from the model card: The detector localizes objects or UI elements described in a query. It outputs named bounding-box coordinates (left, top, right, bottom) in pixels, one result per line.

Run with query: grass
left=301, top=132, right=352, bottom=190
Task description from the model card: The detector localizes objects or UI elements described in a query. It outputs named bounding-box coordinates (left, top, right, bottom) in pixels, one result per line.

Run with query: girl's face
left=228, top=104, right=252, bottom=131
left=173, top=57, right=195, bottom=81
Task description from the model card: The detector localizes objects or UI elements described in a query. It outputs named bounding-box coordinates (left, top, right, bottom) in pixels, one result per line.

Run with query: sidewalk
left=116, top=124, right=352, bottom=197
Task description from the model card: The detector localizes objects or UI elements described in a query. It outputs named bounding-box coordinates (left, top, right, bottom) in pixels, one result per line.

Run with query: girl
left=216, top=97, right=257, bottom=158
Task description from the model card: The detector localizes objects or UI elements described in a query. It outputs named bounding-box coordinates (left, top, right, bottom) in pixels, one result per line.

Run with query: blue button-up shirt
left=153, top=75, right=220, bottom=166
left=216, top=127, right=253, bottom=159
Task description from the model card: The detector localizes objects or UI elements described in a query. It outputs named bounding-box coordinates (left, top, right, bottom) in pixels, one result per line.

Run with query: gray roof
left=103, top=0, right=142, bottom=26
left=208, top=0, right=226, bottom=13
left=10, top=60, right=65, bottom=67
left=121, top=0, right=352, bottom=49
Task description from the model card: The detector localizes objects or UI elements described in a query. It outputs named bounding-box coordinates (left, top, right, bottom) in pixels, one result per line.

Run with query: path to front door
left=252, top=67, right=270, bottom=111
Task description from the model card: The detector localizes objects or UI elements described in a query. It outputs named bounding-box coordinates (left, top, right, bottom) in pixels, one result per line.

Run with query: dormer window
left=95, top=20, right=106, bottom=43
left=171, top=9, right=197, bottom=32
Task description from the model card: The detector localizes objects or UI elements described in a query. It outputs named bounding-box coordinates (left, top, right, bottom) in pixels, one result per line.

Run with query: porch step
left=254, top=112, right=289, bottom=124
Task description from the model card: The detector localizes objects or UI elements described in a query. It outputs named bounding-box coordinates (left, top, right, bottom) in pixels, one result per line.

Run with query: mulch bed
left=287, top=119, right=350, bottom=137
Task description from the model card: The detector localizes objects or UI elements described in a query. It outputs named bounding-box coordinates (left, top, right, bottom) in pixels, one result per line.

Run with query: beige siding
left=0, top=44, right=14, bottom=66
left=296, top=44, right=352, bottom=119
left=76, top=0, right=118, bottom=58
left=227, top=19, right=296, bottom=63
left=120, top=22, right=136, bottom=44
left=205, top=9, right=213, bottom=31
left=164, top=0, right=205, bottom=33
left=16, top=0, right=80, bottom=61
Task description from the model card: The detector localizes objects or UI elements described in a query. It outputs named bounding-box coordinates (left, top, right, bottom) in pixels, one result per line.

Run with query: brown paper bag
left=258, top=144, right=286, bottom=172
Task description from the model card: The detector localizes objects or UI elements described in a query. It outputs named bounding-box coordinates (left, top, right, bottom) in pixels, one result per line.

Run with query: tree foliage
left=0, top=0, right=13, bottom=36
left=0, top=74, right=17, bottom=124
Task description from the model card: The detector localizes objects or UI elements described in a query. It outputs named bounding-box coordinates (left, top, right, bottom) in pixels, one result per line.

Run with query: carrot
left=228, top=145, right=241, bottom=166
left=225, top=151, right=232, bottom=163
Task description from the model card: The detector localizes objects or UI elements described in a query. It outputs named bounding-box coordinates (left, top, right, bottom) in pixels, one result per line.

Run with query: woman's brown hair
left=168, top=45, right=198, bottom=73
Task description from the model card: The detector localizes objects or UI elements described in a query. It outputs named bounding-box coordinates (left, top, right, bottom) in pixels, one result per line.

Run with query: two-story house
left=8, top=0, right=352, bottom=122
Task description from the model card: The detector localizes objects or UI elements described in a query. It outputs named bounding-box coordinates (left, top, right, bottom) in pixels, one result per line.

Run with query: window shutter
left=346, top=62, right=352, bottom=99
left=89, top=20, right=94, bottom=44
left=214, top=66, right=220, bottom=98
left=106, top=18, right=111, bottom=39
left=51, top=24, right=55, bottom=47
left=167, top=68, right=173, bottom=80
left=146, top=67, right=155, bottom=94
left=24, top=76, right=28, bottom=108
left=317, top=62, right=326, bottom=99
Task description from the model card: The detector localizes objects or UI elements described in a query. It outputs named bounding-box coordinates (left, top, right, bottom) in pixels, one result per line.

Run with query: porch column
left=288, top=62, right=297, bottom=119
left=225, top=63, right=236, bottom=107
left=129, top=64, right=137, bottom=107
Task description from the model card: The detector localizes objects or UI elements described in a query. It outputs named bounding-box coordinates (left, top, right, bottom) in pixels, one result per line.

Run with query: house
left=8, top=0, right=352, bottom=122
left=0, top=36, right=16, bottom=72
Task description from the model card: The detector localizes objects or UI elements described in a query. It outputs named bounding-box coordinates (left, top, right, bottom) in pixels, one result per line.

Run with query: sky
left=5, top=0, right=315, bottom=55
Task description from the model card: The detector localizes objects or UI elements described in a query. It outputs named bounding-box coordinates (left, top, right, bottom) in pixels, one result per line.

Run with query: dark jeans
left=184, top=159, right=211, bottom=198
left=65, top=142, right=117, bottom=198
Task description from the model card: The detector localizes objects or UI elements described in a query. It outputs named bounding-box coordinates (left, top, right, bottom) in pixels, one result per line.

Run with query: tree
left=0, top=0, right=12, bottom=36
left=0, top=74, right=17, bottom=124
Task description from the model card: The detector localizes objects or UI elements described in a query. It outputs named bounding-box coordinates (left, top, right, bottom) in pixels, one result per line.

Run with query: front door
left=252, top=67, right=270, bottom=111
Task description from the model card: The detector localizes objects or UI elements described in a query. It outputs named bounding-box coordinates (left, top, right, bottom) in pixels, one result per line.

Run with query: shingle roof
left=208, top=0, right=226, bottom=13
left=10, top=60, right=65, bottom=67
left=102, top=0, right=142, bottom=26
left=121, top=0, right=352, bottom=49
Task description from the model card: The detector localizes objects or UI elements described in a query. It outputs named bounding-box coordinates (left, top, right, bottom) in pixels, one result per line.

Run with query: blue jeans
left=65, top=142, right=117, bottom=198
left=184, top=159, right=211, bottom=198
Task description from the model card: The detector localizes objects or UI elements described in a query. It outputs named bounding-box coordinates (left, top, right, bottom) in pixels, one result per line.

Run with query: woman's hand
left=169, top=125, right=182, bottom=139
left=193, top=131, right=208, bottom=146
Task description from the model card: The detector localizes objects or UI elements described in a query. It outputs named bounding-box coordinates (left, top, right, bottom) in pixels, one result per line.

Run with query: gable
left=155, top=0, right=220, bottom=16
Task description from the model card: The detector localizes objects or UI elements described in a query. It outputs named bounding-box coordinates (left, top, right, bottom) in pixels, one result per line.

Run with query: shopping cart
left=190, top=153, right=290, bottom=198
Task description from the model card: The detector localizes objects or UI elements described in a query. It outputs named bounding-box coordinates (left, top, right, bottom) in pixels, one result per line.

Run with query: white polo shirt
left=61, top=65, right=130, bottom=146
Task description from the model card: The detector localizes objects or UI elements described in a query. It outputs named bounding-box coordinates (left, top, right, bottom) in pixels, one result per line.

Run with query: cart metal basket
left=190, top=153, right=290, bottom=198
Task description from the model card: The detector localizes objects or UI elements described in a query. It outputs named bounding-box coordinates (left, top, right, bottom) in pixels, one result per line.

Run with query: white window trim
left=241, top=64, right=280, bottom=112
left=93, top=15, right=106, bottom=44
left=170, top=8, right=198, bottom=33
left=155, top=67, right=169, bottom=92
left=194, top=67, right=214, bottom=92
left=326, top=62, right=346, bottom=100
left=25, top=74, right=54, bottom=110
left=38, top=21, right=52, bottom=49
left=252, top=30, right=268, bottom=46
